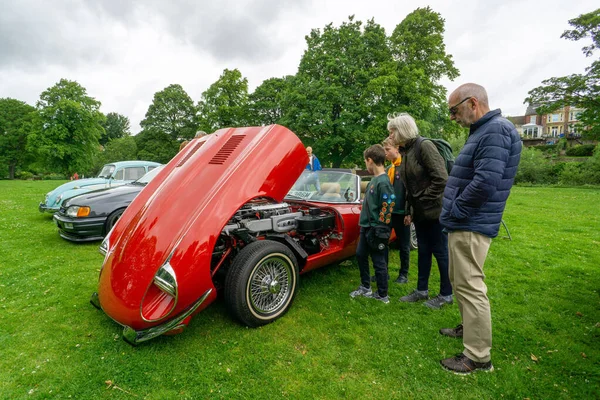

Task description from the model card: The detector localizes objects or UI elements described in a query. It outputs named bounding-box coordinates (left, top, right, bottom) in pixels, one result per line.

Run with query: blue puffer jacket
left=440, top=109, right=522, bottom=238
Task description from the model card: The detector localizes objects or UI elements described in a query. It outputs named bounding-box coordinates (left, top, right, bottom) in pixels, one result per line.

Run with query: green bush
left=15, top=171, right=34, bottom=180
left=565, top=144, right=595, bottom=157
left=43, top=173, right=67, bottom=180
left=538, top=144, right=558, bottom=154
left=515, top=147, right=558, bottom=184
left=558, top=145, right=600, bottom=185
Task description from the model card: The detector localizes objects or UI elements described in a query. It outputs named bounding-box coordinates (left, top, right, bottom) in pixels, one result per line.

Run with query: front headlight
left=66, top=206, right=91, bottom=218
left=153, top=264, right=177, bottom=297
left=99, top=236, right=109, bottom=256
left=141, top=261, right=178, bottom=322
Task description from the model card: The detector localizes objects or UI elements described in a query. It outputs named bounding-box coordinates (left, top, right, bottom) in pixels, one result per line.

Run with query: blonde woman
left=387, top=113, right=452, bottom=309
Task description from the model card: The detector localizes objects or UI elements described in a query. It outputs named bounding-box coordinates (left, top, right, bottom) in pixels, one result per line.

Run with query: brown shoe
left=440, top=353, right=493, bottom=374
left=439, top=323, right=463, bottom=338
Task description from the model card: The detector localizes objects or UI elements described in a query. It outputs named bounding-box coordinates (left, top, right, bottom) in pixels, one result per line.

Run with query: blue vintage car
left=39, top=161, right=161, bottom=213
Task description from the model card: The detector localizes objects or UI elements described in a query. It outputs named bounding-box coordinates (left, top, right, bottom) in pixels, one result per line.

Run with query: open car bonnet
left=97, top=125, right=308, bottom=328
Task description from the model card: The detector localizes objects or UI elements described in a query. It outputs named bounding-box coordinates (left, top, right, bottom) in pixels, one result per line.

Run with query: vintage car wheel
left=225, top=240, right=299, bottom=327
left=105, top=208, right=125, bottom=234
left=409, top=222, right=418, bottom=250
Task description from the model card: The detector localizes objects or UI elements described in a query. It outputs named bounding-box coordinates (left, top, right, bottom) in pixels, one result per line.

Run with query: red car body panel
left=95, top=125, right=371, bottom=342
left=98, top=125, right=308, bottom=329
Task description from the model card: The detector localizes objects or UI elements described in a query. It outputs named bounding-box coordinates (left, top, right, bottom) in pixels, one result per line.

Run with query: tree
left=135, top=128, right=179, bottom=164
left=247, top=76, right=293, bottom=125
left=388, top=7, right=460, bottom=136
left=0, top=98, right=35, bottom=179
left=280, top=12, right=458, bottom=167
left=137, top=84, right=198, bottom=162
left=140, top=84, right=198, bottom=141
left=100, top=112, right=131, bottom=145
left=101, top=136, right=138, bottom=164
left=28, top=79, right=105, bottom=176
left=526, top=8, right=600, bottom=140
left=198, top=68, right=251, bottom=132
left=280, top=17, right=396, bottom=167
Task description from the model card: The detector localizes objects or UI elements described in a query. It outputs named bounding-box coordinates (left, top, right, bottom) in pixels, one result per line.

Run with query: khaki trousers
left=448, top=231, right=492, bottom=363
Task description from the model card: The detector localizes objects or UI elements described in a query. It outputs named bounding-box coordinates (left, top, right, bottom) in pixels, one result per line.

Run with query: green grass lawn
left=0, top=181, right=598, bottom=399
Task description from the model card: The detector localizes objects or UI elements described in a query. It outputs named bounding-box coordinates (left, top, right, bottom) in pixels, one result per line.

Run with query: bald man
left=439, top=83, right=522, bottom=374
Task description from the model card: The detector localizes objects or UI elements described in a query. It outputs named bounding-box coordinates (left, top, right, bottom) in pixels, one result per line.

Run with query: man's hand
left=404, top=215, right=412, bottom=226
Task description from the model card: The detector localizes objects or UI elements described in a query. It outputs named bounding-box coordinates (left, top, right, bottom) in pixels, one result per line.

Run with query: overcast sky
left=1, top=0, right=597, bottom=132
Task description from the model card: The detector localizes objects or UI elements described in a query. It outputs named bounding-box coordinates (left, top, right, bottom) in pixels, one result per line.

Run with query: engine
left=222, top=202, right=335, bottom=235
left=220, top=200, right=336, bottom=255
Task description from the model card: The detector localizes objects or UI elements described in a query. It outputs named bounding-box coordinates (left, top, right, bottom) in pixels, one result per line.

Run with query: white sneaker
left=350, top=285, right=373, bottom=298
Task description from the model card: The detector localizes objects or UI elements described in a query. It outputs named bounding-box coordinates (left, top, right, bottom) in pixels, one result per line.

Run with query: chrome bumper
left=90, top=289, right=213, bottom=345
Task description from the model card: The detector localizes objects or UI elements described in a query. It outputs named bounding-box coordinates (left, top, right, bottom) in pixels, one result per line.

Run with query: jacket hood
left=98, top=125, right=308, bottom=328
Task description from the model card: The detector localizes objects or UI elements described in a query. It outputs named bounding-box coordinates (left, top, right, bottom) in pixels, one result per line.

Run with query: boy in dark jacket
left=350, top=144, right=394, bottom=303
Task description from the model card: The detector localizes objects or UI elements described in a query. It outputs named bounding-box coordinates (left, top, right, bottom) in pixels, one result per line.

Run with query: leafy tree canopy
left=247, top=76, right=293, bottom=125
left=28, top=79, right=104, bottom=176
left=140, top=84, right=198, bottom=141
left=198, top=68, right=250, bottom=133
left=526, top=8, right=600, bottom=140
left=135, top=128, right=179, bottom=164
left=280, top=10, right=458, bottom=167
left=100, top=112, right=131, bottom=145
left=0, top=98, right=36, bottom=179
left=101, top=136, right=138, bottom=164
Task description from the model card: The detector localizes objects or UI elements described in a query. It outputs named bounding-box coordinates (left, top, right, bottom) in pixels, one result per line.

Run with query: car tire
left=105, top=208, right=125, bottom=234
left=409, top=222, right=418, bottom=250
left=225, top=240, right=299, bottom=327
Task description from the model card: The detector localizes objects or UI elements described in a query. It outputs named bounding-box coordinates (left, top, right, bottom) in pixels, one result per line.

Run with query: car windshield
left=97, top=165, right=116, bottom=179
left=132, top=166, right=164, bottom=186
left=285, top=170, right=359, bottom=203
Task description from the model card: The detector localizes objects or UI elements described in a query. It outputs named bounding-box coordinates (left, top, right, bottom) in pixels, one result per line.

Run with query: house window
left=551, top=114, right=560, bottom=122
left=530, top=115, right=537, bottom=124
left=551, top=126, right=558, bottom=137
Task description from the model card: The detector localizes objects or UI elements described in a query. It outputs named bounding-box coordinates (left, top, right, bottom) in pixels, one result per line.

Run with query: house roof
left=507, top=116, right=526, bottom=126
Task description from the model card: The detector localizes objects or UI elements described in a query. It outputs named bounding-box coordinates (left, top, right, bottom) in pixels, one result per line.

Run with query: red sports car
left=91, top=125, right=367, bottom=344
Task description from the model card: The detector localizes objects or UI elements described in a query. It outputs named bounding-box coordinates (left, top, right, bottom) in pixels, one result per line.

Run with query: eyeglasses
left=449, top=97, right=472, bottom=115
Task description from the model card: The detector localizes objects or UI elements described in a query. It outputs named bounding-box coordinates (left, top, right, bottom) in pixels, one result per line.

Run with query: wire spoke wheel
left=225, top=240, right=299, bottom=327
left=249, top=255, right=292, bottom=314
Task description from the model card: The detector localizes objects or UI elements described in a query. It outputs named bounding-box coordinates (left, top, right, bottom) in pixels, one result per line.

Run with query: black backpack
left=414, top=136, right=455, bottom=173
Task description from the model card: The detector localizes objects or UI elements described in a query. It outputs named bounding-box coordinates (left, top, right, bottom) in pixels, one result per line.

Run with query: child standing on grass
left=350, top=144, right=395, bottom=303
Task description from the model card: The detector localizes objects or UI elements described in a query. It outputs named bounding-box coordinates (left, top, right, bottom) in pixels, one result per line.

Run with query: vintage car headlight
left=99, top=236, right=109, bottom=256
left=141, top=262, right=178, bottom=322
left=66, top=205, right=91, bottom=218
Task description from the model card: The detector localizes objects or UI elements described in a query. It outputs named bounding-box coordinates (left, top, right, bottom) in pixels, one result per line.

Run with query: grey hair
left=451, top=83, right=489, bottom=108
left=387, top=112, right=419, bottom=144
left=195, top=131, right=207, bottom=138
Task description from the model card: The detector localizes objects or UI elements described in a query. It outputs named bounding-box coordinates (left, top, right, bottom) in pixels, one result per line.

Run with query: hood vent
left=176, top=141, right=205, bottom=167
left=209, top=135, right=245, bottom=165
